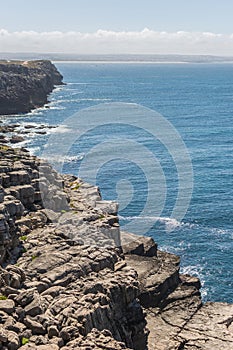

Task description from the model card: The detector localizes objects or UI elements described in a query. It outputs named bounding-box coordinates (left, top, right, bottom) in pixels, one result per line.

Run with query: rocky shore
left=0, top=60, right=63, bottom=115
left=0, top=123, right=57, bottom=146
left=0, top=145, right=232, bottom=349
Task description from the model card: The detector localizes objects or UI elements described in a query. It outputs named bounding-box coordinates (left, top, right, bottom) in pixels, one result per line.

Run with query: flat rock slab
left=146, top=301, right=233, bottom=349
left=125, top=250, right=180, bottom=307
left=178, top=302, right=233, bottom=349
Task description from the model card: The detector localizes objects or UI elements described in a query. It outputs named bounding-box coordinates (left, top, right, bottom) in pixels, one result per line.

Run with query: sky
left=1, top=0, right=233, bottom=55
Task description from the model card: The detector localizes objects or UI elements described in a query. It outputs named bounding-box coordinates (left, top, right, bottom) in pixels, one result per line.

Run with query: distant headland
left=0, top=60, right=63, bottom=115
left=1, top=53, right=233, bottom=64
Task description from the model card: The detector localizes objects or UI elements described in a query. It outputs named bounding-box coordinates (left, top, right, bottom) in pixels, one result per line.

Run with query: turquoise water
left=2, top=62, right=233, bottom=302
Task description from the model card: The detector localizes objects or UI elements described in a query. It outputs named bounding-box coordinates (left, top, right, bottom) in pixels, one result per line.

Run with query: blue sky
left=0, top=0, right=233, bottom=54
left=1, top=0, right=232, bottom=33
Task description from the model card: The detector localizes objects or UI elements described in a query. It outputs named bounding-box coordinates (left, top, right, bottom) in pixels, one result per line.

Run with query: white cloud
left=0, top=28, right=233, bottom=55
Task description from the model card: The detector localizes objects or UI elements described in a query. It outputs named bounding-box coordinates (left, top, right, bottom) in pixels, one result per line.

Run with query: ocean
left=1, top=62, right=233, bottom=303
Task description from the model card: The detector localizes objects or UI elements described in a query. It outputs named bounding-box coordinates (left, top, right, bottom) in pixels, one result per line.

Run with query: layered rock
left=0, top=146, right=146, bottom=349
left=124, top=240, right=233, bottom=349
left=0, top=146, right=232, bottom=349
left=0, top=60, right=63, bottom=115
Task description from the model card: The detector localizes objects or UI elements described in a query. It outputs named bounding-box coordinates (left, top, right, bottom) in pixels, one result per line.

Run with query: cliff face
left=0, top=60, right=63, bottom=115
left=0, top=146, right=232, bottom=350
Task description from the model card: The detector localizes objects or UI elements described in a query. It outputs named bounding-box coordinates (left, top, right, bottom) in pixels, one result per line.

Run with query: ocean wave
left=48, top=105, right=66, bottom=110
left=66, top=82, right=102, bottom=85
left=53, top=98, right=112, bottom=104
left=0, top=105, right=54, bottom=119
left=28, top=146, right=41, bottom=155
left=53, top=86, right=65, bottom=92
left=28, top=102, right=65, bottom=114
left=0, top=113, right=25, bottom=119
left=25, top=111, right=43, bottom=117
left=68, top=90, right=84, bottom=95
left=41, top=154, right=84, bottom=164
left=119, top=215, right=182, bottom=230
left=48, top=125, right=71, bottom=134
left=77, top=98, right=112, bottom=101
left=180, top=264, right=208, bottom=300
left=181, top=264, right=204, bottom=276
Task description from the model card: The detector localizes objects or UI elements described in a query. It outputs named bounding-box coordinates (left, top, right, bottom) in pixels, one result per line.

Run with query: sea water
left=2, top=62, right=233, bottom=303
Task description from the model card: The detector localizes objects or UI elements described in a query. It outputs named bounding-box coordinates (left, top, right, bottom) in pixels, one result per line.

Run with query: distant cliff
left=0, top=60, right=63, bottom=115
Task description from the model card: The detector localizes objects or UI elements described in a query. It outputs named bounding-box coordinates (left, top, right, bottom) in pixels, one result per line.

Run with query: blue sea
left=1, top=62, right=233, bottom=303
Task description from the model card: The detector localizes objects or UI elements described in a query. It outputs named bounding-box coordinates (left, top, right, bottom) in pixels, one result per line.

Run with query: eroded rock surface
left=124, top=238, right=233, bottom=349
left=0, top=146, right=232, bottom=349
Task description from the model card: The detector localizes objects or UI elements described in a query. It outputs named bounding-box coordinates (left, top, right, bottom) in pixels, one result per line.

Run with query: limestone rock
left=0, top=146, right=232, bottom=350
left=0, top=298, right=15, bottom=313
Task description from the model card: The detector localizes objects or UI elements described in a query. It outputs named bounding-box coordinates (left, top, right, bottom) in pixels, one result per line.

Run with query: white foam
left=53, top=98, right=112, bottom=104
left=28, top=146, right=41, bottom=155
left=53, top=86, right=65, bottom=92
left=41, top=153, right=84, bottom=164
left=181, top=264, right=203, bottom=276
left=49, top=106, right=65, bottom=110
left=119, top=215, right=182, bottom=230
left=180, top=264, right=208, bottom=300
left=66, top=82, right=102, bottom=85
left=48, top=125, right=71, bottom=134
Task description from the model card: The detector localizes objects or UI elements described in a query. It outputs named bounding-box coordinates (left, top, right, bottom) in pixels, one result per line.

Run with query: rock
left=41, top=286, right=65, bottom=298
left=0, top=299, right=15, bottom=313
left=59, top=326, right=78, bottom=341
left=15, top=289, right=35, bottom=307
left=0, top=329, right=20, bottom=350
left=19, top=345, right=59, bottom=350
left=48, top=325, right=59, bottom=338
left=0, top=135, right=8, bottom=143
left=48, top=337, right=64, bottom=347
left=24, top=295, right=43, bottom=316
left=0, top=328, right=8, bottom=342
left=25, top=281, right=49, bottom=294
left=24, top=315, right=46, bottom=334
left=0, top=60, right=63, bottom=115
left=6, top=321, right=26, bottom=333
left=121, top=231, right=157, bottom=257
left=125, top=250, right=180, bottom=308
left=177, top=302, right=233, bottom=349
left=10, top=136, right=25, bottom=144
left=38, top=346, right=59, bottom=350
left=61, top=329, right=132, bottom=349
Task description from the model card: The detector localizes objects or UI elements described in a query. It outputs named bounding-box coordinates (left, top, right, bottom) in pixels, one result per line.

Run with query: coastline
left=52, top=60, right=190, bottom=64
left=0, top=60, right=63, bottom=115
left=52, top=60, right=233, bottom=64
left=0, top=145, right=232, bottom=349
left=0, top=61, right=232, bottom=349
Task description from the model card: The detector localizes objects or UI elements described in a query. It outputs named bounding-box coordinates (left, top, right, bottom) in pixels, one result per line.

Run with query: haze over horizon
left=1, top=0, right=233, bottom=55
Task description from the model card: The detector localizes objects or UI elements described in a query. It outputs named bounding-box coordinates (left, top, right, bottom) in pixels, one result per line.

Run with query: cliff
left=0, top=60, right=63, bottom=115
left=0, top=145, right=232, bottom=349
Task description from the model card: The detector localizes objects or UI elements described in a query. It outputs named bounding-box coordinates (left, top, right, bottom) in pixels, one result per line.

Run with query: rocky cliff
left=0, top=60, right=63, bottom=115
left=0, top=145, right=232, bottom=350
